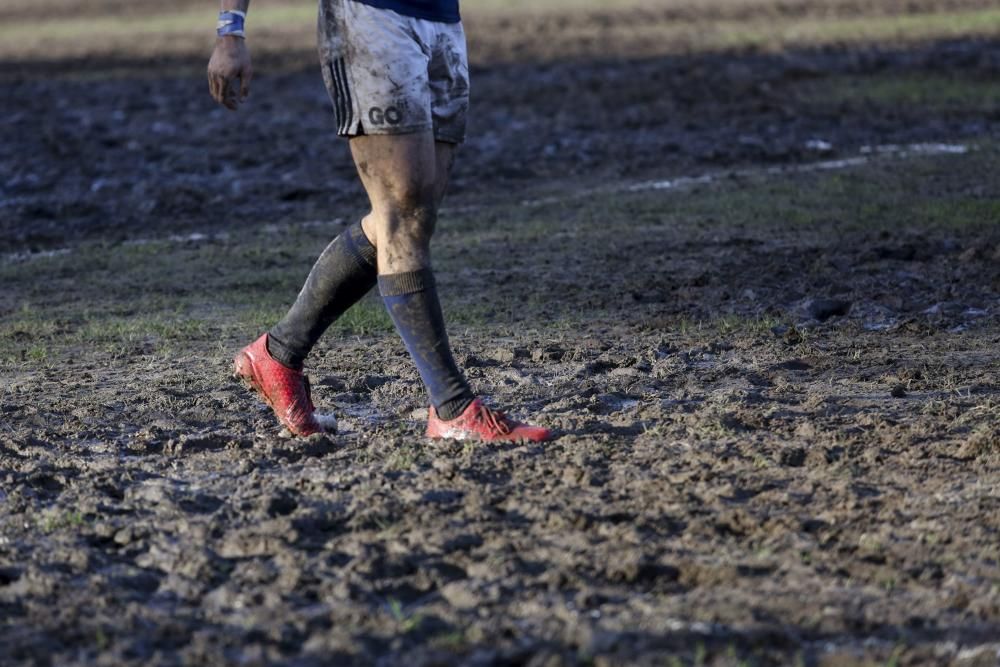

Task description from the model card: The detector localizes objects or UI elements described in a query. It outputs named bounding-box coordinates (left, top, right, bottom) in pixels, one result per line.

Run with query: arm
left=207, top=0, right=252, bottom=110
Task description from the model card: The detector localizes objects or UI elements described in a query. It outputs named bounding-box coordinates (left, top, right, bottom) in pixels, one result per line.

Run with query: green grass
left=445, top=145, right=997, bottom=252
left=804, top=72, right=1000, bottom=112
left=1, top=2, right=998, bottom=61
left=386, top=597, right=424, bottom=632
left=0, top=5, right=316, bottom=44
left=39, top=510, right=86, bottom=533
left=385, top=439, right=425, bottom=470
left=0, top=0, right=650, bottom=48
left=917, top=198, right=1000, bottom=227
left=534, top=7, right=1000, bottom=55
left=1, top=142, right=996, bottom=370
left=751, top=8, right=1000, bottom=47
left=334, top=297, right=394, bottom=336
left=0, top=297, right=389, bottom=364
left=0, top=233, right=392, bottom=364
left=430, top=629, right=467, bottom=650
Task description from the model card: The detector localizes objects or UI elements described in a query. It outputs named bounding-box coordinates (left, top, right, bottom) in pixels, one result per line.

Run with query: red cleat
left=426, top=397, right=553, bottom=443
left=233, top=333, right=326, bottom=437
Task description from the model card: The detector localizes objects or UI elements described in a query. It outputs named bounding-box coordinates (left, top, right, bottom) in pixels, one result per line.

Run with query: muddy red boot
left=426, top=397, right=553, bottom=443
left=233, top=333, right=327, bottom=437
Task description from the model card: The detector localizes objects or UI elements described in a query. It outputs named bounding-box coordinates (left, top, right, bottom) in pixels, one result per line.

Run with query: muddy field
left=2, top=1, right=1000, bottom=665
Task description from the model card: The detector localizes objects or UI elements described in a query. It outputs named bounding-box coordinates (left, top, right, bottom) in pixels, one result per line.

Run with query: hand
left=207, top=36, right=252, bottom=110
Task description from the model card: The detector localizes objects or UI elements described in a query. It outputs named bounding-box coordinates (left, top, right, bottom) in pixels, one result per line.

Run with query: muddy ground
left=2, top=1, right=1000, bottom=665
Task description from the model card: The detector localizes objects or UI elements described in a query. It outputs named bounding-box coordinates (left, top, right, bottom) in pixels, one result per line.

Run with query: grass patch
left=332, top=296, right=394, bottom=336
left=751, top=8, right=1000, bottom=48
left=2, top=140, right=996, bottom=371
left=691, top=156, right=1000, bottom=231
left=74, top=315, right=210, bottom=344
left=803, top=72, right=1000, bottom=112
left=385, top=440, right=425, bottom=471
left=39, top=510, right=86, bottom=534
left=386, top=597, right=424, bottom=633
left=443, top=143, right=998, bottom=251
left=518, top=7, right=1000, bottom=56
left=0, top=5, right=317, bottom=46
left=2, top=2, right=999, bottom=64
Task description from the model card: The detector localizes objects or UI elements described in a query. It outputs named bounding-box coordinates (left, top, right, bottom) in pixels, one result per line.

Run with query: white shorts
left=317, top=0, right=470, bottom=144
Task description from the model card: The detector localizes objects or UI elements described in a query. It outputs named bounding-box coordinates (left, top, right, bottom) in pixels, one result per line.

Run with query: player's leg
left=233, top=230, right=374, bottom=439
left=359, top=140, right=455, bottom=244
left=252, top=138, right=456, bottom=367
left=350, top=132, right=476, bottom=421
left=231, top=0, right=388, bottom=437
left=350, top=134, right=551, bottom=443
left=266, top=137, right=453, bottom=368
left=266, top=223, right=377, bottom=370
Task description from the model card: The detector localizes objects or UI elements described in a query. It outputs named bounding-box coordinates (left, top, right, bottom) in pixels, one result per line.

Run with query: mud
left=2, top=1, right=1000, bottom=666
left=3, top=17, right=999, bottom=253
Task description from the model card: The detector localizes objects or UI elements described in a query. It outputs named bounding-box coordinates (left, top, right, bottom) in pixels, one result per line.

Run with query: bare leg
left=266, top=135, right=455, bottom=368
left=350, top=132, right=474, bottom=420
left=351, top=135, right=456, bottom=264
left=347, top=133, right=552, bottom=441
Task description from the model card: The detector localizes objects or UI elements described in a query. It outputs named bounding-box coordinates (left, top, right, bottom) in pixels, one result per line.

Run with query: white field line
left=524, top=141, right=969, bottom=204
left=632, top=142, right=970, bottom=193
left=2, top=142, right=971, bottom=264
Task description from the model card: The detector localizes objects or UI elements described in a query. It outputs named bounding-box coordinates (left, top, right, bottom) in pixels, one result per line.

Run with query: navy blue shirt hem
left=351, top=0, right=461, bottom=24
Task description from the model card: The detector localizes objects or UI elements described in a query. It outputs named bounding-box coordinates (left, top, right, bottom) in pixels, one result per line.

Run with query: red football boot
left=426, top=397, right=553, bottom=443
left=233, top=333, right=326, bottom=437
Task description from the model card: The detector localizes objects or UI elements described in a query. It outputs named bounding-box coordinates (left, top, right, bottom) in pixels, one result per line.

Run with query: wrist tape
left=217, top=10, right=246, bottom=37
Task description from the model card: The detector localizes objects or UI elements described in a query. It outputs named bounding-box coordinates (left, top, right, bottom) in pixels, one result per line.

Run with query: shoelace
left=474, top=402, right=512, bottom=435
left=277, top=370, right=315, bottom=421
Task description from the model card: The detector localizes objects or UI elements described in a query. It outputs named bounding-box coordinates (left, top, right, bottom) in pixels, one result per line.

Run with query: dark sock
left=268, top=221, right=377, bottom=369
left=378, top=269, right=474, bottom=420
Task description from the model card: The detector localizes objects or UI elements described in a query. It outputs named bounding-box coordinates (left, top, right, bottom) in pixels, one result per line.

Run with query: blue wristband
left=217, top=10, right=246, bottom=38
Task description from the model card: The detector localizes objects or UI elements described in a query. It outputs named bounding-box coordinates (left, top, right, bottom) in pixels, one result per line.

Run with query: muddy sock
left=379, top=269, right=475, bottom=421
left=267, top=222, right=377, bottom=369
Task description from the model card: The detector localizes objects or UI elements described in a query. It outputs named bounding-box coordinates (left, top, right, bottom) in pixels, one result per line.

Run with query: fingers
left=207, top=64, right=250, bottom=108
left=207, top=70, right=247, bottom=110
left=207, top=71, right=221, bottom=105
left=223, top=77, right=240, bottom=110
left=207, top=71, right=237, bottom=110
left=207, top=71, right=227, bottom=108
left=240, top=65, right=253, bottom=102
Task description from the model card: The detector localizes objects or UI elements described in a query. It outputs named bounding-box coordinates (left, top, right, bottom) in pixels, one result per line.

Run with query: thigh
left=426, top=22, right=470, bottom=145
left=433, top=141, right=457, bottom=207
left=353, top=136, right=457, bottom=253
left=350, top=133, right=439, bottom=217
left=350, top=136, right=457, bottom=210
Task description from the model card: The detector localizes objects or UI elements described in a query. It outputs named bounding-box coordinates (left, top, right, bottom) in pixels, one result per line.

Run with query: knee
left=385, top=184, right=438, bottom=239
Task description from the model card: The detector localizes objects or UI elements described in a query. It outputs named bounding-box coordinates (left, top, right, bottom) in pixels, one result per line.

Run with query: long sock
left=378, top=269, right=474, bottom=420
left=268, top=221, right=377, bottom=369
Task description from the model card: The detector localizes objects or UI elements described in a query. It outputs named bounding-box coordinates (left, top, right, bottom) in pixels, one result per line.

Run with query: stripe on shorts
left=329, top=59, right=353, bottom=135
left=328, top=61, right=345, bottom=133
left=337, top=59, right=353, bottom=134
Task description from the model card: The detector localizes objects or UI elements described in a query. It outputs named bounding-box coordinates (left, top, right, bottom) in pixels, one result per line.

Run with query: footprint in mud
left=125, top=478, right=222, bottom=514
left=163, top=432, right=246, bottom=456
left=589, top=392, right=640, bottom=415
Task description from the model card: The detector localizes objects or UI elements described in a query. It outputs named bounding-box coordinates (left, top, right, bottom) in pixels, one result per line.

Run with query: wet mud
left=2, top=23, right=999, bottom=253
left=2, top=2, right=1000, bottom=666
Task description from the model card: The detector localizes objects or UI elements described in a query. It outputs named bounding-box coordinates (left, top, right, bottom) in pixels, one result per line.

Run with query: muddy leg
left=351, top=133, right=474, bottom=420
